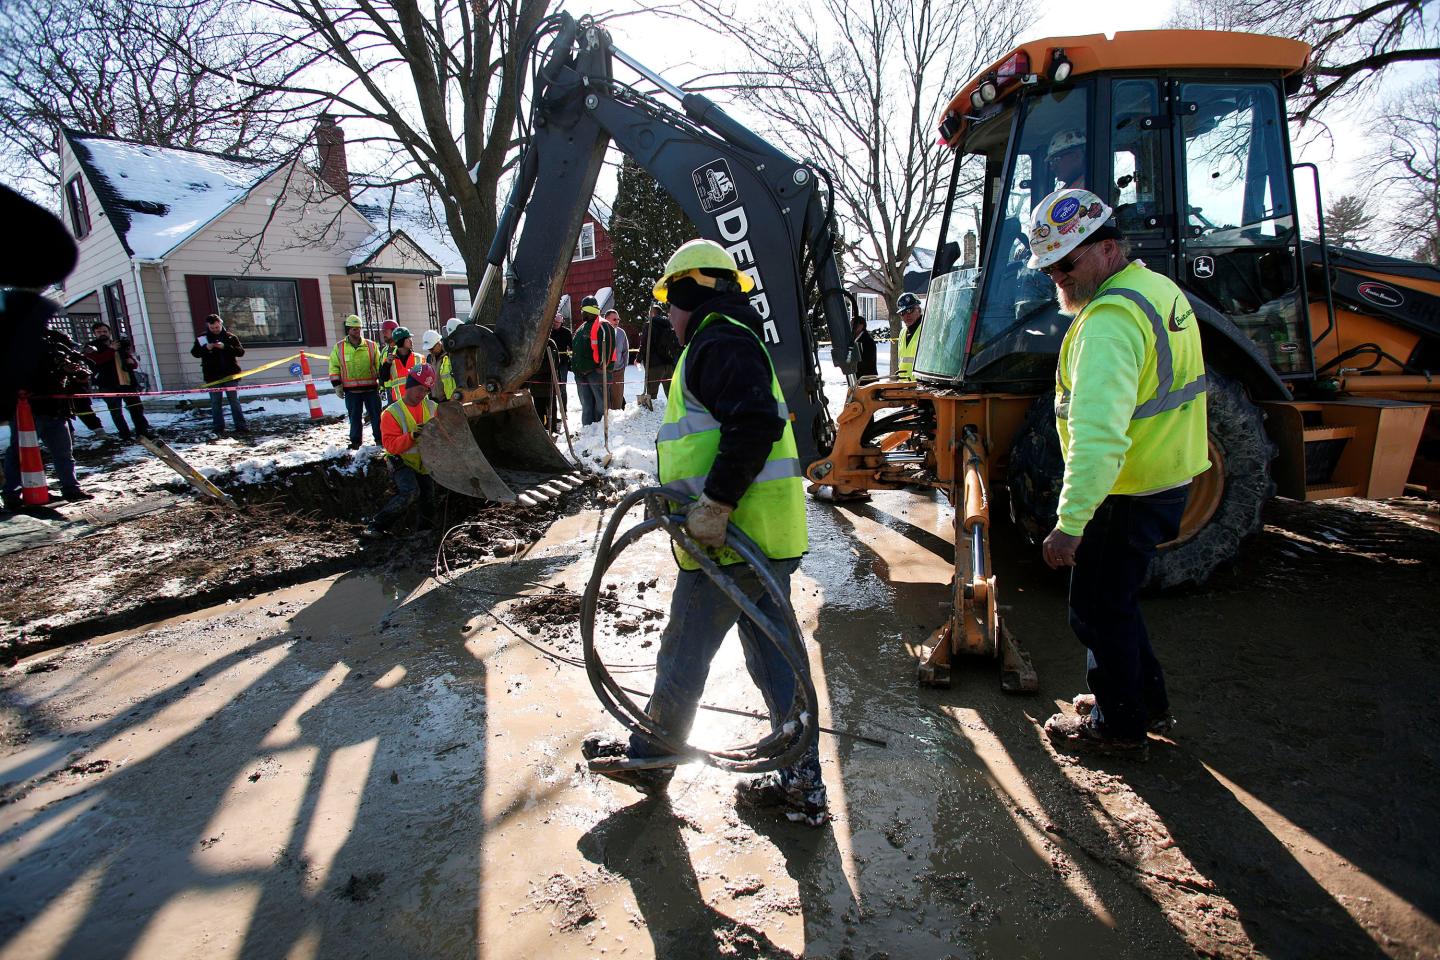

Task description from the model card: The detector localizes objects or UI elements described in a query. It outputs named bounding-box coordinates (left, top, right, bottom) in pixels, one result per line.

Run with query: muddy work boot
left=1043, top=713, right=1149, bottom=760
left=735, top=770, right=830, bottom=827
left=580, top=735, right=674, bottom=796
left=1072, top=693, right=1175, bottom=735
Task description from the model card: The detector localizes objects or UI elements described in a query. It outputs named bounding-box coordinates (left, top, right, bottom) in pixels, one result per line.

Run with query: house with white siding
left=54, top=122, right=474, bottom=391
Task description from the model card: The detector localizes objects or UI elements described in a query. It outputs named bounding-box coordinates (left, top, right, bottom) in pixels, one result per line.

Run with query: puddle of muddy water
left=4, top=488, right=1312, bottom=960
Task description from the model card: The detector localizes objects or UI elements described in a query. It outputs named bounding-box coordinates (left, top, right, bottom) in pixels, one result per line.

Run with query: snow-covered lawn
left=3, top=341, right=890, bottom=507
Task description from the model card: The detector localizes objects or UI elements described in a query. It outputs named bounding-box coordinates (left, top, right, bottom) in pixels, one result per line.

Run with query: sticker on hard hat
left=1049, top=197, right=1081, bottom=225
left=289, top=362, right=303, bottom=376
left=1032, top=224, right=1051, bottom=240
left=692, top=159, right=739, bottom=214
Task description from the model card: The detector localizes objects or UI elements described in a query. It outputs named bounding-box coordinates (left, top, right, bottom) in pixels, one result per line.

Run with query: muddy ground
left=0, top=402, right=609, bottom=655
left=0, top=487, right=1437, bottom=959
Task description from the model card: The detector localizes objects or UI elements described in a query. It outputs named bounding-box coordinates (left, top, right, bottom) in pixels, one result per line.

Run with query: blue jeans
left=631, top=558, right=823, bottom=790
left=1068, top=487, right=1189, bottom=739
left=371, top=461, right=435, bottom=531
left=575, top=370, right=605, bottom=425
left=344, top=388, right=383, bottom=446
left=209, top=389, right=247, bottom=432
left=4, top=413, right=79, bottom=497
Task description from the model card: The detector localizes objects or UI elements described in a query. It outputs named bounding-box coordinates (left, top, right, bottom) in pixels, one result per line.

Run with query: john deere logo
left=692, top=159, right=738, bottom=214
left=1357, top=281, right=1404, bottom=308
left=1192, top=255, right=1215, bottom=279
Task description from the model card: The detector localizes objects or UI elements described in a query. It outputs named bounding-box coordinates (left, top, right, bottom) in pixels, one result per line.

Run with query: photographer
left=190, top=313, right=248, bottom=437
left=3, top=312, right=94, bottom=508
left=85, top=321, right=152, bottom=441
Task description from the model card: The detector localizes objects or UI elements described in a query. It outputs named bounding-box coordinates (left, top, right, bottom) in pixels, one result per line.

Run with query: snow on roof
left=352, top=185, right=466, bottom=276
left=347, top=228, right=393, bottom=268
left=588, top=195, right=612, bottom=230
left=909, top=247, right=936, bottom=272
left=66, top=131, right=273, bottom=260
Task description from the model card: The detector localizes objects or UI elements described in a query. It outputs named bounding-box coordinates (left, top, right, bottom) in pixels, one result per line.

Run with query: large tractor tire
left=1005, top=369, right=1275, bottom=588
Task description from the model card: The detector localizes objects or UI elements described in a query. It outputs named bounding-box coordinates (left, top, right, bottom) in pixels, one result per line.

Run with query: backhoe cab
left=812, top=30, right=1435, bottom=689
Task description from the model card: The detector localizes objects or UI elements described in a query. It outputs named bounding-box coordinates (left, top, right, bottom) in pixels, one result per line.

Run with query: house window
left=573, top=222, right=596, bottom=261
left=353, top=281, right=398, bottom=336
left=212, top=277, right=303, bottom=344
left=857, top=293, right=879, bottom=325
left=102, top=281, right=131, bottom=339
left=66, top=175, right=91, bottom=239
left=451, top=286, right=473, bottom=321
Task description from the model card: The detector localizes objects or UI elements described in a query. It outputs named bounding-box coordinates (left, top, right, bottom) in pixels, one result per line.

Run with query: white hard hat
left=1026, top=188, right=1115, bottom=270
left=445, top=317, right=462, bottom=336
left=421, top=329, right=442, bottom=351
left=1046, top=129, right=1086, bottom=161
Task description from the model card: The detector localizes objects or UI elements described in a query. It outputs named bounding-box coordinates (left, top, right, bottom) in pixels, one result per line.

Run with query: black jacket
left=190, top=328, right=245, bottom=383
left=678, top=292, right=786, bottom=507
left=854, top=327, right=878, bottom=378
left=639, top=314, right=681, bottom=367
left=85, top=336, right=141, bottom=391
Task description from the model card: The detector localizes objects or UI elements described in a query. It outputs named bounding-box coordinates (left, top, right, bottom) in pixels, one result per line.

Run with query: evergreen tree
left=1323, top=193, right=1376, bottom=249
left=609, top=156, right=698, bottom=329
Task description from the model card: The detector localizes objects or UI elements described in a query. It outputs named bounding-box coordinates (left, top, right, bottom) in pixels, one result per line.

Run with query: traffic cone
left=299, top=353, right=323, bottom=421
left=15, top=392, right=49, bottom=506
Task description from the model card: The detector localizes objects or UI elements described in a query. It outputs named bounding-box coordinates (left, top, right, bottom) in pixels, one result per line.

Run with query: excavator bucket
left=420, top=394, right=575, bottom=502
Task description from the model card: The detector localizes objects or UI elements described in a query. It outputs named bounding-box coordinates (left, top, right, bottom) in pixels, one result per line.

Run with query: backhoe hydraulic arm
left=447, top=12, right=854, bottom=462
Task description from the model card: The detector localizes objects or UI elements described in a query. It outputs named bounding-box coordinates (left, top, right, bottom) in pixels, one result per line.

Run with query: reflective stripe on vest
left=384, top=351, right=419, bottom=403
left=898, top=320, right=921, bottom=380
left=657, top=312, right=807, bottom=570
left=337, top=339, right=380, bottom=389
left=1055, top=287, right=1206, bottom=421
left=384, top=396, right=436, bottom=473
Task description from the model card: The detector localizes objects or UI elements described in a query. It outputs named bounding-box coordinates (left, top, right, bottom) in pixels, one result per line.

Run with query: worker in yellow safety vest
left=328, top=314, right=383, bottom=449
left=379, top=319, right=398, bottom=364
left=580, top=239, right=827, bottom=827
left=362, top=363, right=439, bottom=539
left=421, top=329, right=454, bottom=401
left=1028, top=187, right=1209, bottom=760
left=895, top=292, right=923, bottom=380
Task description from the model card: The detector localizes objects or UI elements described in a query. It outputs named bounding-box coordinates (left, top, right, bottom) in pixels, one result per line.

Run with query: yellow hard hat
left=343, top=314, right=363, bottom=328
left=652, top=239, right=754, bottom=302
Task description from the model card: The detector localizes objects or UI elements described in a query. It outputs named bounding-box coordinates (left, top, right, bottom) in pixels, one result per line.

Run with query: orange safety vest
left=590, top=320, right=617, bottom=366
left=386, top=350, right=419, bottom=403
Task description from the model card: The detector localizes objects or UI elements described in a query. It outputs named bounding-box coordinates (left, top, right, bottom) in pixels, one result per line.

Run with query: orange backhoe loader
left=808, top=30, right=1436, bottom=689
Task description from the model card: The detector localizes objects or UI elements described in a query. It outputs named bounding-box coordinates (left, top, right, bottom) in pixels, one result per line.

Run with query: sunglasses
left=1039, top=243, right=1098, bottom=277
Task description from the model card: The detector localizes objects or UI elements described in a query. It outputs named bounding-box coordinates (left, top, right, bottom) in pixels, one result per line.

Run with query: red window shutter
left=437, top=283, right=455, bottom=322
left=184, top=275, right=216, bottom=334
left=297, top=278, right=327, bottom=346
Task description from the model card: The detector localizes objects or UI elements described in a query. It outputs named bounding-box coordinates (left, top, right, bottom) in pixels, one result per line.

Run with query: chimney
left=316, top=114, right=349, bottom=199
left=962, top=230, right=977, bottom=269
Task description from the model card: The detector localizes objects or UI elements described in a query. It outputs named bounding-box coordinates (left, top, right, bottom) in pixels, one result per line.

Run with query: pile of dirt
left=0, top=501, right=366, bottom=656
left=2, top=464, right=606, bottom=659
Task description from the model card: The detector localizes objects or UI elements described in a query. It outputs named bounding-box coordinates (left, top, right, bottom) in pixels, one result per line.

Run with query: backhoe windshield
left=968, top=84, right=1089, bottom=382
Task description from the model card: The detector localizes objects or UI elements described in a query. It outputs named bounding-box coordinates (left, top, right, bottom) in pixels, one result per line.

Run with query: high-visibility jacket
left=380, top=396, right=437, bottom=473
left=1054, top=261, right=1210, bottom=535
left=430, top=352, right=455, bottom=400
left=383, top=349, right=419, bottom=403
left=330, top=337, right=381, bottom=389
left=657, top=312, right=807, bottom=570
left=897, top=318, right=922, bottom=381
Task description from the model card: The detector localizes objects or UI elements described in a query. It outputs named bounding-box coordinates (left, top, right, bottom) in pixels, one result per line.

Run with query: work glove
left=685, top=493, right=733, bottom=550
left=412, top=424, right=424, bottom=441
left=333, top=383, right=344, bottom=398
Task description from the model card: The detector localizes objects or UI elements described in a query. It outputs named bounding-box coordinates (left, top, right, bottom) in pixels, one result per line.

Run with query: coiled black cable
left=580, top=486, right=819, bottom=773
